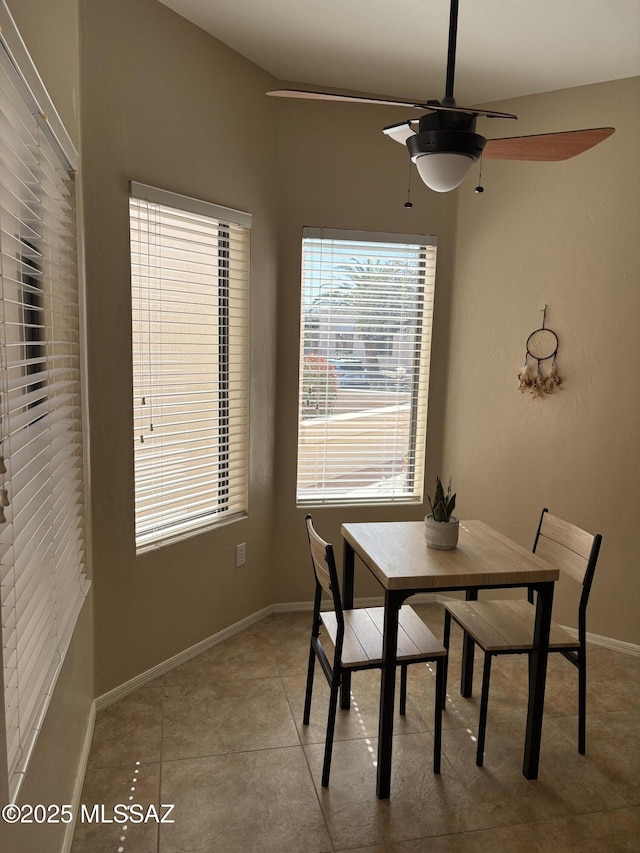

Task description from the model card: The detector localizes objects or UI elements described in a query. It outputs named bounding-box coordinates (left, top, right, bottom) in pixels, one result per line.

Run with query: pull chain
left=404, top=156, right=413, bottom=208
left=474, top=155, right=484, bottom=194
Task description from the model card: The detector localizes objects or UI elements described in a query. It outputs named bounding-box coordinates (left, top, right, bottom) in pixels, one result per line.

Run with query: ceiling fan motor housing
left=406, top=109, right=486, bottom=163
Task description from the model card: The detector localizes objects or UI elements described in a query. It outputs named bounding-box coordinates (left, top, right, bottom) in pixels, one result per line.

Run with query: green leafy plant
left=427, top=477, right=456, bottom=522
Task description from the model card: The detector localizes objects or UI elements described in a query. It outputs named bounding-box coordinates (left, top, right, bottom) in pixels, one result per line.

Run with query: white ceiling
left=158, top=0, right=640, bottom=106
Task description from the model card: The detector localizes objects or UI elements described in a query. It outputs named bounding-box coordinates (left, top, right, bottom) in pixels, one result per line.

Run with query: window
left=0, top=16, right=89, bottom=799
left=129, top=184, right=250, bottom=551
left=297, top=228, right=437, bottom=505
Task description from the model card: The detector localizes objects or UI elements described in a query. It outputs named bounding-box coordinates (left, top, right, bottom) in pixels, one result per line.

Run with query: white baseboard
left=62, top=701, right=96, bottom=853
left=95, top=597, right=443, bottom=711
left=561, top=627, right=640, bottom=657
left=273, top=592, right=441, bottom=612
left=277, top=594, right=638, bottom=656
left=95, top=605, right=274, bottom=711
left=272, top=600, right=313, bottom=613
left=94, top=595, right=639, bottom=714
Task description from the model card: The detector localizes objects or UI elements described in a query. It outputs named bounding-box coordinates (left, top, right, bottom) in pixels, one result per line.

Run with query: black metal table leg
left=340, top=539, right=355, bottom=710
left=523, top=580, right=554, bottom=779
left=460, top=587, right=478, bottom=697
left=376, top=588, right=403, bottom=799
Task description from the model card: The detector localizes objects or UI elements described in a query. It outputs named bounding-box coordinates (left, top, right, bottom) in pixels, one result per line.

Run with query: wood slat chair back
left=306, top=513, right=342, bottom=613
left=443, top=508, right=602, bottom=766
left=534, top=510, right=599, bottom=587
left=529, top=510, right=602, bottom=640
left=303, top=514, right=446, bottom=787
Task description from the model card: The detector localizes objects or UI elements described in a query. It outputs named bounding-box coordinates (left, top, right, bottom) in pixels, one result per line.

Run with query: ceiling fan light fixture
left=413, top=152, right=476, bottom=192
left=407, top=129, right=485, bottom=192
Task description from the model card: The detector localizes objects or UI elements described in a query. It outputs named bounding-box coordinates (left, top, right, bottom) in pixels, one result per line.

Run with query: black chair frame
left=303, top=514, right=445, bottom=786
left=443, top=508, right=602, bottom=765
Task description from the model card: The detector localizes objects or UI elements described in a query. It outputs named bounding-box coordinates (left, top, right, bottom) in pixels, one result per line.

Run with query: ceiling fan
left=267, top=0, right=614, bottom=193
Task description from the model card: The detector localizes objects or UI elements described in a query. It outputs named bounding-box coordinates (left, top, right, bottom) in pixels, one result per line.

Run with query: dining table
left=341, top=519, right=560, bottom=799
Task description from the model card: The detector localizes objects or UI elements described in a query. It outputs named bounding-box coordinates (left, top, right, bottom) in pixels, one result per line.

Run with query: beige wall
left=80, top=0, right=280, bottom=694
left=1, top=3, right=94, bottom=852
left=7, top=0, right=81, bottom=148
left=271, top=96, right=458, bottom=601
left=444, top=77, right=640, bottom=643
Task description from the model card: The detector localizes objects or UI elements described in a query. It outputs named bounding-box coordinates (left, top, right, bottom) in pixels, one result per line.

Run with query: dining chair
left=442, top=508, right=602, bottom=766
left=303, top=514, right=447, bottom=786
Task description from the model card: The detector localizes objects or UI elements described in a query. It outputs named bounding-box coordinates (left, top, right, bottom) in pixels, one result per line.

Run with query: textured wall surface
left=79, top=0, right=280, bottom=694
left=446, top=77, right=640, bottom=643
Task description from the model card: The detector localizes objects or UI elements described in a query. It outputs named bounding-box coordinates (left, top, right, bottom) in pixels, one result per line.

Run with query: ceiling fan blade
left=453, top=106, right=517, bottom=120
left=267, top=89, right=429, bottom=110
left=425, top=102, right=517, bottom=120
left=383, top=121, right=419, bottom=144
left=484, top=127, right=615, bottom=161
left=267, top=89, right=517, bottom=120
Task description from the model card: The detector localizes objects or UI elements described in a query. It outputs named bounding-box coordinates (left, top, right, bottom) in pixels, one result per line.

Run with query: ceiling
left=158, top=0, right=640, bottom=106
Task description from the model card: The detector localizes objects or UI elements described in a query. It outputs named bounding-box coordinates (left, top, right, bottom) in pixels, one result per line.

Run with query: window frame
left=129, top=183, right=251, bottom=552
left=296, top=228, right=437, bottom=508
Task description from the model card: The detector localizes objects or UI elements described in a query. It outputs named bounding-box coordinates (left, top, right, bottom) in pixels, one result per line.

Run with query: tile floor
left=71, top=604, right=640, bottom=852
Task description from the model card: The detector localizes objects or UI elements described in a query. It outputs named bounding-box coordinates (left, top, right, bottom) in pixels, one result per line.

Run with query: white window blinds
left=0, top=22, right=88, bottom=799
left=297, top=228, right=436, bottom=505
left=130, top=183, right=250, bottom=551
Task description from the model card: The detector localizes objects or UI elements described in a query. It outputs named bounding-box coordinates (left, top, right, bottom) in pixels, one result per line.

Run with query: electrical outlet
left=235, top=542, right=246, bottom=567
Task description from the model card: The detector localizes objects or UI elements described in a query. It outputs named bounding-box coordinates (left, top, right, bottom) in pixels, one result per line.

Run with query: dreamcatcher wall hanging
left=517, top=306, right=562, bottom=399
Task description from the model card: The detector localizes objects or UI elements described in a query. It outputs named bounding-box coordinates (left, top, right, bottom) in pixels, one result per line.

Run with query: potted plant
left=425, top=477, right=459, bottom=550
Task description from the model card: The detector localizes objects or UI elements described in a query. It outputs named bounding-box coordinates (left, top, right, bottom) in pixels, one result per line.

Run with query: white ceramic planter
left=424, top=516, right=459, bottom=550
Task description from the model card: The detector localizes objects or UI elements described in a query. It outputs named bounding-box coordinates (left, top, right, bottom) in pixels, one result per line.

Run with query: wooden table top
left=341, top=520, right=559, bottom=591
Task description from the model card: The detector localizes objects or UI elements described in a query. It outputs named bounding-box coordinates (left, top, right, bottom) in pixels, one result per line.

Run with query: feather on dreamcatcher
left=518, top=306, right=562, bottom=399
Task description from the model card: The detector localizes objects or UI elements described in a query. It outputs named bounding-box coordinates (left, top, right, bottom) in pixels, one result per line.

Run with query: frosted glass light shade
left=414, top=152, right=475, bottom=192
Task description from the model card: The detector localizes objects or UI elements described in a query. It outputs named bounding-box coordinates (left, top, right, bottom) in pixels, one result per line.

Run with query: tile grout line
left=279, top=654, right=338, bottom=852
left=157, top=674, right=165, bottom=853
